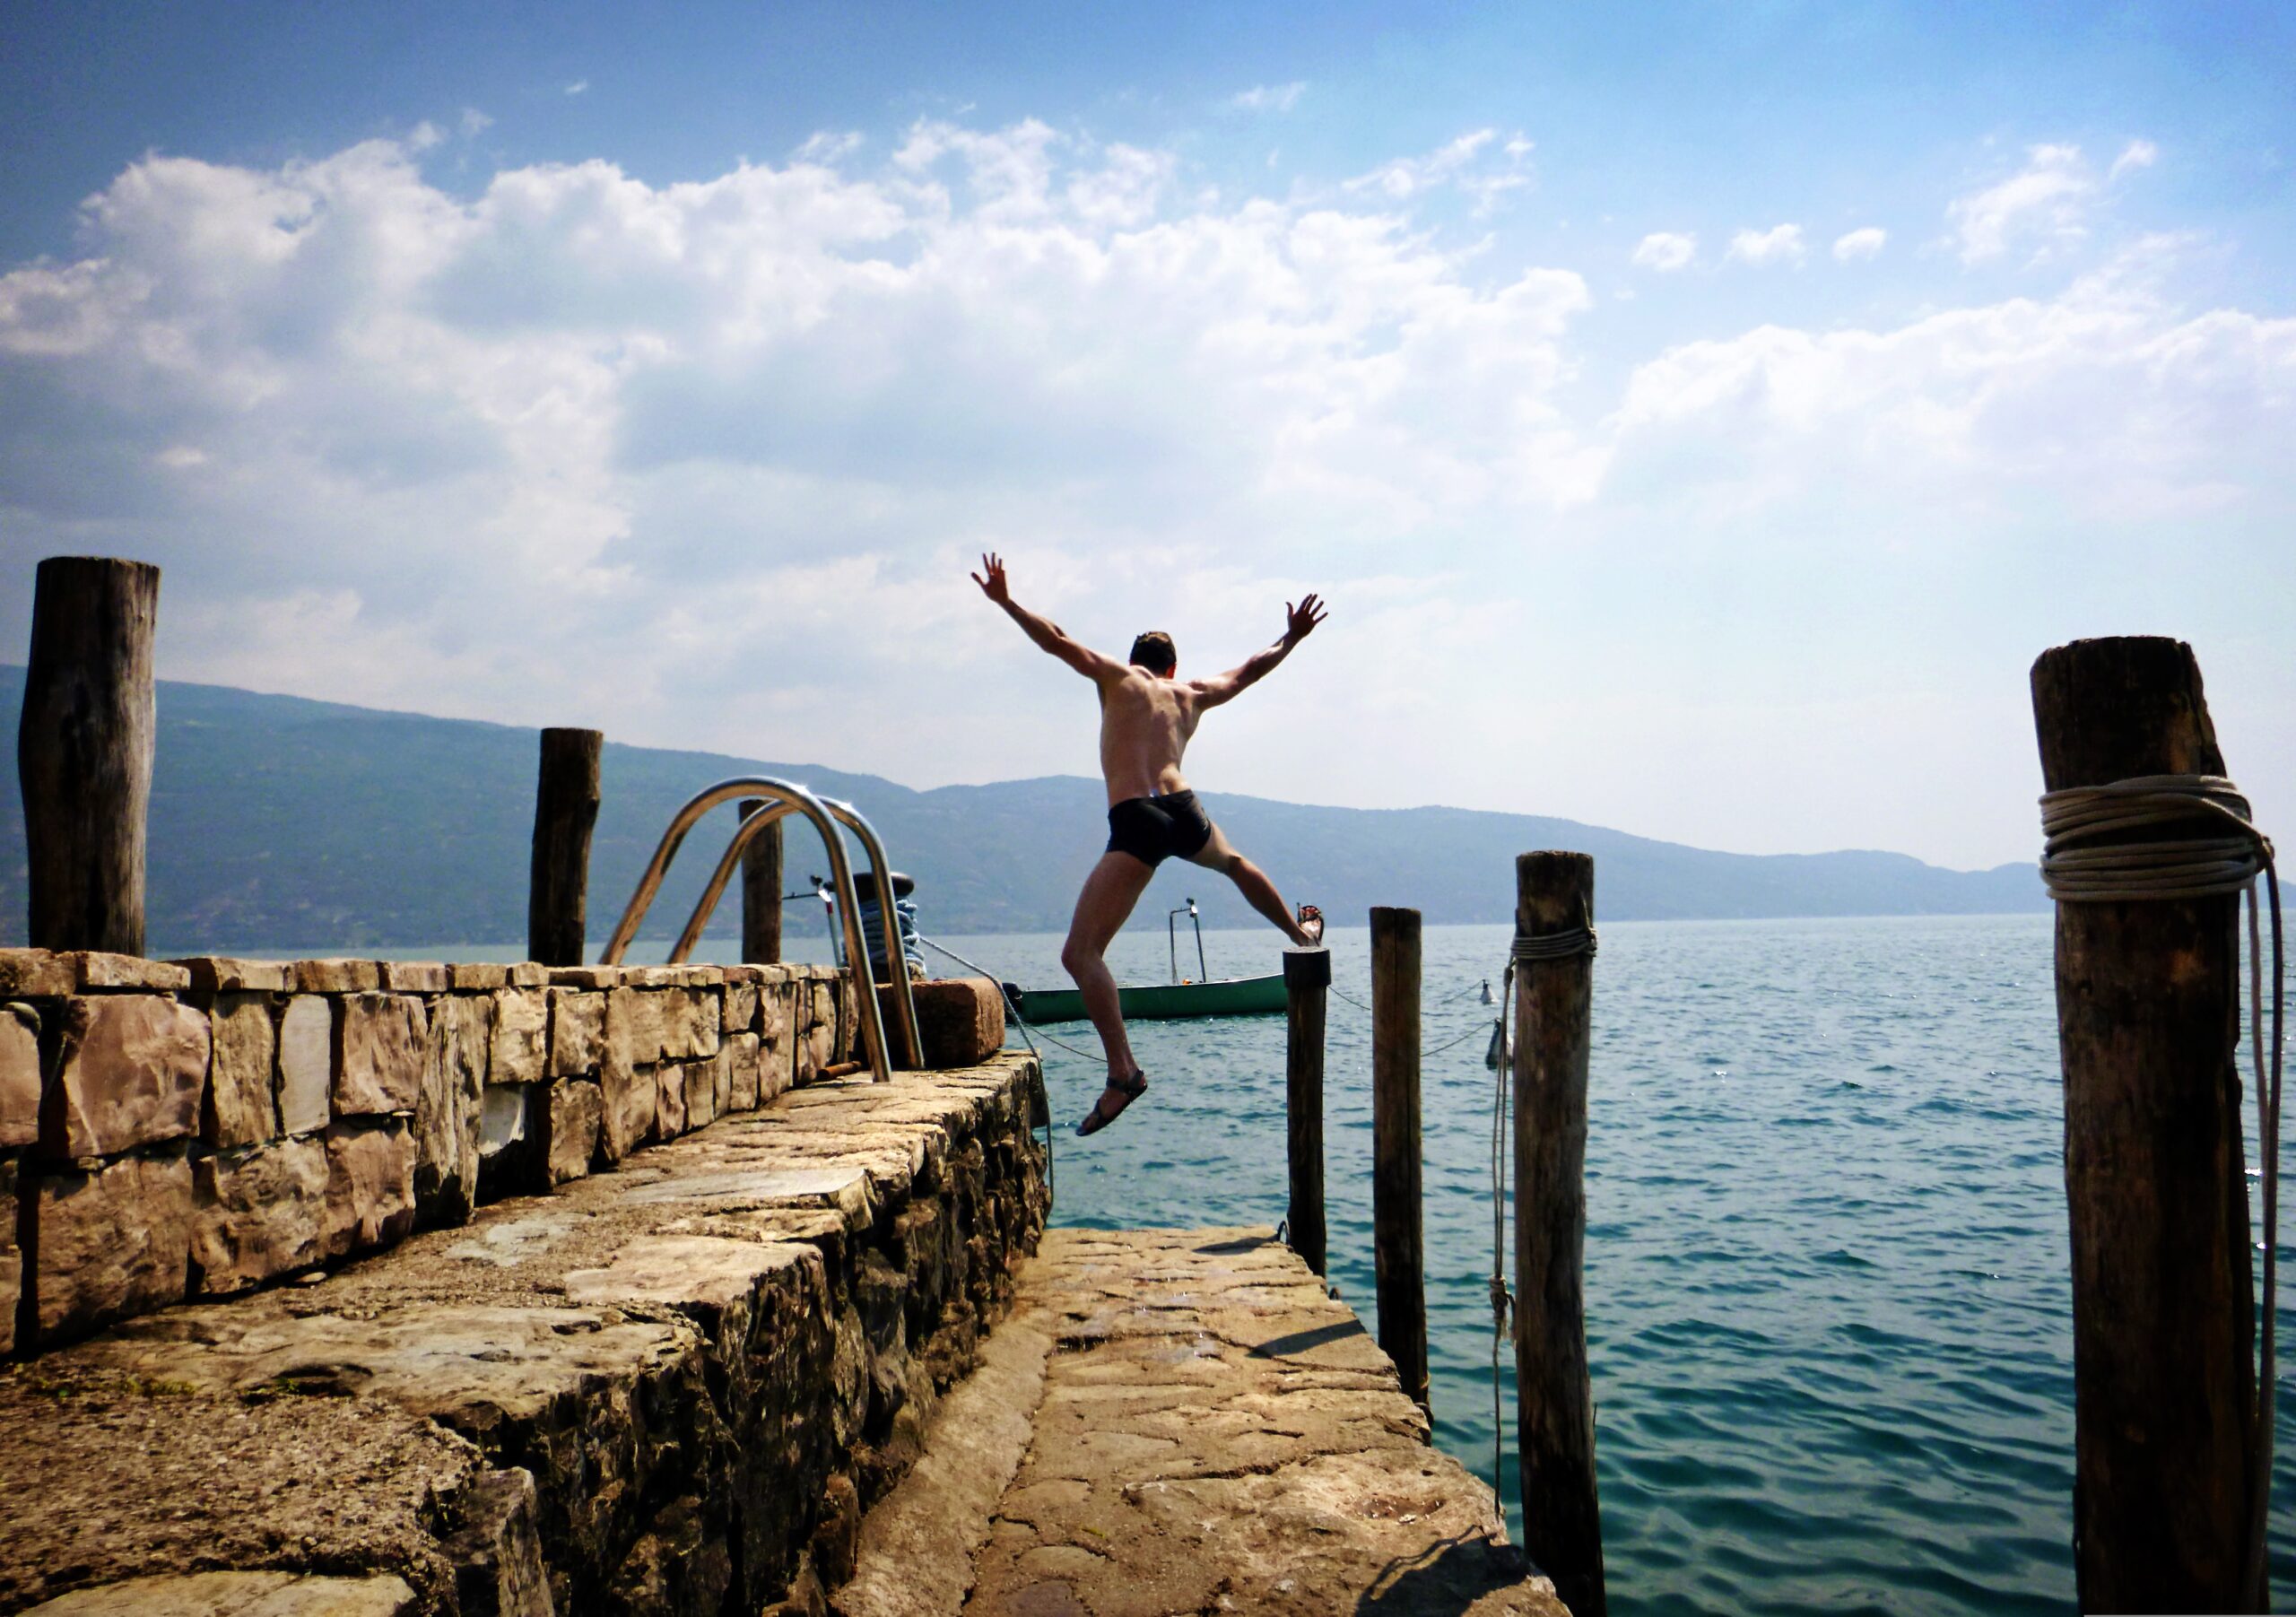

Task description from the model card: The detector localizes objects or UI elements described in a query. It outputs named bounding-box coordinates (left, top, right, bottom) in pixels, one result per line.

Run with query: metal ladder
left=597, top=778, right=925, bottom=1082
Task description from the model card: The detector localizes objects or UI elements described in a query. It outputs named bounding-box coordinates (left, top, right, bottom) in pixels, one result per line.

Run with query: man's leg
left=1187, top=826, right=1318, bottom=946
left=1061, top=851, right=1157, bottom=1085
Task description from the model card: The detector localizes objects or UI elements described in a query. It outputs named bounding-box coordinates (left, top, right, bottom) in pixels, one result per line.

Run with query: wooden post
left=1283, top=945, right=1330, bottom=1277
left=527, top=727, right=602, bottom=967
left=2031, top=637, right=2255, bottom=1613
left=739, top=798, right=783, bottom=963
left=19, top=557, right=160, bottom=955
left=1370, top=906, right=1429, bottom=1413
left=1513, top=851, right=1605, bottom=1617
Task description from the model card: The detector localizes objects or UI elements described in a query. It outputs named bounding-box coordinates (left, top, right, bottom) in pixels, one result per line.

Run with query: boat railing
left=596, top=777, right=924, bottom=1082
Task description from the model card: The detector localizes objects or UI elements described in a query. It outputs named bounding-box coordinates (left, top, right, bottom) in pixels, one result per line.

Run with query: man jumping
left=971, top=552, right=1326, bottom=1136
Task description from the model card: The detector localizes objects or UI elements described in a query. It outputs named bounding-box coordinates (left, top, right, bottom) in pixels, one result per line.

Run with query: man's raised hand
left=1283, top=593, right=1328, bottom=644
left=971, top=552, right=1012, bottom=605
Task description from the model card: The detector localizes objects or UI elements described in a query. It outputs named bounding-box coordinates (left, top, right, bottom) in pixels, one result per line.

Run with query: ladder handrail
left=670, top=793, right=924, bottom=1071
left=595, top=777, right=913, bottom=1082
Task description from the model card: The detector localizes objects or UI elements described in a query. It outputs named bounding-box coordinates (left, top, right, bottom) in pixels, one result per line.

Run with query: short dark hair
left=1128, top=631, right=1177, bottom=674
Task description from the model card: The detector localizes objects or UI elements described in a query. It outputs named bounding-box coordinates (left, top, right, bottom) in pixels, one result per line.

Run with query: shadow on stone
left=1244, top=1317, right=1364, bottom=1359
left=1358, top=1530, right=1533, bottom=1614
left=1194, top=1233, right=1270, bottom=1256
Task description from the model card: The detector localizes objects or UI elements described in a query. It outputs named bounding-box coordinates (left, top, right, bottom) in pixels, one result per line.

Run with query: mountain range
left=0, top=667, right=2043, bottom=952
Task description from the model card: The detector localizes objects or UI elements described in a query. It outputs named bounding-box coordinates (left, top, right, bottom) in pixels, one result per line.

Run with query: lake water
left=344, top=911, right=2289, bottom=1612
left=909, top=912, right=2292, bottom=1616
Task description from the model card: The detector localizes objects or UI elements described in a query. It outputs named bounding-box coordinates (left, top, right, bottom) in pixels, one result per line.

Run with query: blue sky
left=1, top=1, right=2290, bottom=869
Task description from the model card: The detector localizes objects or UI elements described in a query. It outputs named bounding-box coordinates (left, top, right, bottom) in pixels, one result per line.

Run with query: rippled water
left=919, top=912, right=2293, bottom=1616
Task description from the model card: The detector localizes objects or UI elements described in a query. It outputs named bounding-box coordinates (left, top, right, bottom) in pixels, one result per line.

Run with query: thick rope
left=2038, top=773, right=2282, bottom=1606
left=1491, top=960, right=1518, bottom=1508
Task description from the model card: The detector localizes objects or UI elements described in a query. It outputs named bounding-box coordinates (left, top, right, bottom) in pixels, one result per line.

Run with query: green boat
left=1004, top=898, right=1288, bottom=1024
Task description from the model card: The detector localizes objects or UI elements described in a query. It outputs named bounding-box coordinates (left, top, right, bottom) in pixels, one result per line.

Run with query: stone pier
left=0, top=1055, right=1048, bottom=1615
left=839, top=1228, right=1564, bottom=1616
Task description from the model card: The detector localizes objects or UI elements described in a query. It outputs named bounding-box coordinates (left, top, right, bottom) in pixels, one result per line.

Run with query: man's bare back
left=971, top=552, right=1326, bottom=1136
left=1097, top=668, right=1199, bottom=804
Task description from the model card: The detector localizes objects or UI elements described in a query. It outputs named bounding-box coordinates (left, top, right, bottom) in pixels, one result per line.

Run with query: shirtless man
left=971, top=552, right=1326, bottom=1136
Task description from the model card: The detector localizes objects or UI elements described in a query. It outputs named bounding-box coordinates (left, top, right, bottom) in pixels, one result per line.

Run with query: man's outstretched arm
left=971, top=552, right=1126, bottom=682
left=1191, top=593, right=1327, bottom=709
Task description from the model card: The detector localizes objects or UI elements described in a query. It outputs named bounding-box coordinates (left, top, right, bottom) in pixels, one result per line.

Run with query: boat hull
left=1007, top=973, right=1287, bottom=1024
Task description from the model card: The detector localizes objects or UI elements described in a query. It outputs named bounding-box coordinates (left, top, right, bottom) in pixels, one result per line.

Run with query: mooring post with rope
left=738, top=797, right=783, bottom=963
left=2031, top=636, right=2282, bottom=1614
left=1372, top=905, right=1431, bottom=1413
left=1513, top=851, right=1607, bottom=1617
left=1284, top=944, right=1331, bottom=1277
left=528, top=726, right=602, bottom=967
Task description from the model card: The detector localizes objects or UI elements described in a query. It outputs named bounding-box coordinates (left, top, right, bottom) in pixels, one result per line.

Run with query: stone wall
left=1, top=948, right=862, bottom=1355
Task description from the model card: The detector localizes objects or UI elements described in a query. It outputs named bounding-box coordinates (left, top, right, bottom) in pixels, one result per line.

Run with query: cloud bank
left=0, top=120, right=2287, bottom=865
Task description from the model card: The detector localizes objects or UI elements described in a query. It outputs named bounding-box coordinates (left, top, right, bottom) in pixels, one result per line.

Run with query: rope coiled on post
left=2037, top=772, right=2282, bottom=1607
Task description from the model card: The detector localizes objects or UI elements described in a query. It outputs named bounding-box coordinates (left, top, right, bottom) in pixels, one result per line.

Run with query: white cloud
left=1344, top=128, right=1533, bottom=216
left=1631, top=231, right=1697, bottom=272
left=1726, top=223, right=1805, bottom=266
left=1230, top=83, right=1305, bottom=114
left=564, top=80, right=588, bottom=97
left=0, top=126, right=2284, bottom=867
left=1831, top=226, right=1886, bottom=262
left=1946, top=142, right=2095, bottom=265
left=459, top=109, right=493, bottom=138
left=2110, top=138, right=2158, bottom=179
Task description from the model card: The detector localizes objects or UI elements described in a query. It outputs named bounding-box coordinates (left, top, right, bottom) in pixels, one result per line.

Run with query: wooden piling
left=1513, top=851, right=1605, bottom=1617
left=1370, top=906, right=1429, bottom=1413
left=527, top=727, right=603, bottom=967
left=2031, top=637, right=2255, bottom=1613
left=1283, top=945, right=1331, bottom=1277
left=19, top=557, right=160, bottom=956
left=739, top=798, right=784, bottom=963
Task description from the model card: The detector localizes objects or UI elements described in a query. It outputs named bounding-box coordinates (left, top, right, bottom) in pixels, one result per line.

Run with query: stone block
left=759, top=978, right=794, bottom=1044
left=448, top=962, right=510, bottom=990
left=334, top=994, right=428, bottom=1117
left=293, top=959, right=382, bottom=994
left=723, top=980, right=759, bottom=1037
left=378, top=961, right=448, bottom=993
left=170, top=957, right=291, bottom=993
left=688, top=988, right=722, bottom=1059
left=549, top=990, right=606, bottom=1078
left=478, top=1083, right=532, bottom=1159
left=43, top=995, right=211, bottom=1159
left=891, top=977, right=1007, bottom=1069
left=2, top=1003, right=41, bottom=1148
left=30, top=1150, right=194, bottom=1343
left=14, top=1572, right=421, bottom=1614
left=417, top=994, right=491, bottom=1226
left=66, top=952, right=191, bottom=991
left=203, top=992, right=280, bottom=1148
left=683, top=1060, right=718, bottom=1133
left=505, top=961, right=550, bottom=987
left=605, top=987, right=664, bottom=1070
left=277, top=996, right=333, bottom=1135
left=321, top=1117, right=417, bottom=1257
left=440, top=1468, right=551, bottom=1617
left=758, top=1024, right=795, bottom=1108
left=0, top=948, right=74, bottom=997
left=189, top=1135, right=328, bottom=1295
left=545, top=1081, right=602, bottom=1187
left=491, top=989, right=548, bottom=1086
left=726, top=1033, right=762, bottom=1112
left=655, top=1063, right=687, bottom=1141
left=597, top=1044, right=654, bottom=1167
left=546, top=966, right=622, bottom=989
left=0, top=1154, right=18, bottom=1353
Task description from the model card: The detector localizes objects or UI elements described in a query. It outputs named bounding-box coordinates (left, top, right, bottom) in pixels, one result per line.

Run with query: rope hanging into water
left=1490, top=959, right=1518, bottom=1503
left=2038, top=772, right=2283, bottom=1607
left=912, top=932, right=1056, bottom=1201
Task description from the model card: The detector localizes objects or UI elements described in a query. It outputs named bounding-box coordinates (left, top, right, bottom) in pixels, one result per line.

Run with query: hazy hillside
left=0, top=668, right=2042, bottom=952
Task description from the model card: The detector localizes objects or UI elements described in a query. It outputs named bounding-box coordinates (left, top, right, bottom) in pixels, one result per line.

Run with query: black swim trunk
left=1107, top=789, right=1215, bottom=867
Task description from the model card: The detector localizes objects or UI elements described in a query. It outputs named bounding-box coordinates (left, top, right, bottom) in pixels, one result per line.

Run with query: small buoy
left=1484, top=1018, right=1509, bottom=1069
left=1479, top=978, right=1494, bottom=1005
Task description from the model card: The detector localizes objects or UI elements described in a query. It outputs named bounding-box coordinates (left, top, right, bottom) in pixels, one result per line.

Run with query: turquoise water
left=921, top=912, right=2293, bottom=1616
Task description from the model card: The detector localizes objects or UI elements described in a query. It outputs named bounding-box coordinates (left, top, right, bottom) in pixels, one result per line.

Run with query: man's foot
left=1296, top=904, right=1325, bottom=946
left=1077, top=1069, right=1148, bottom=1136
